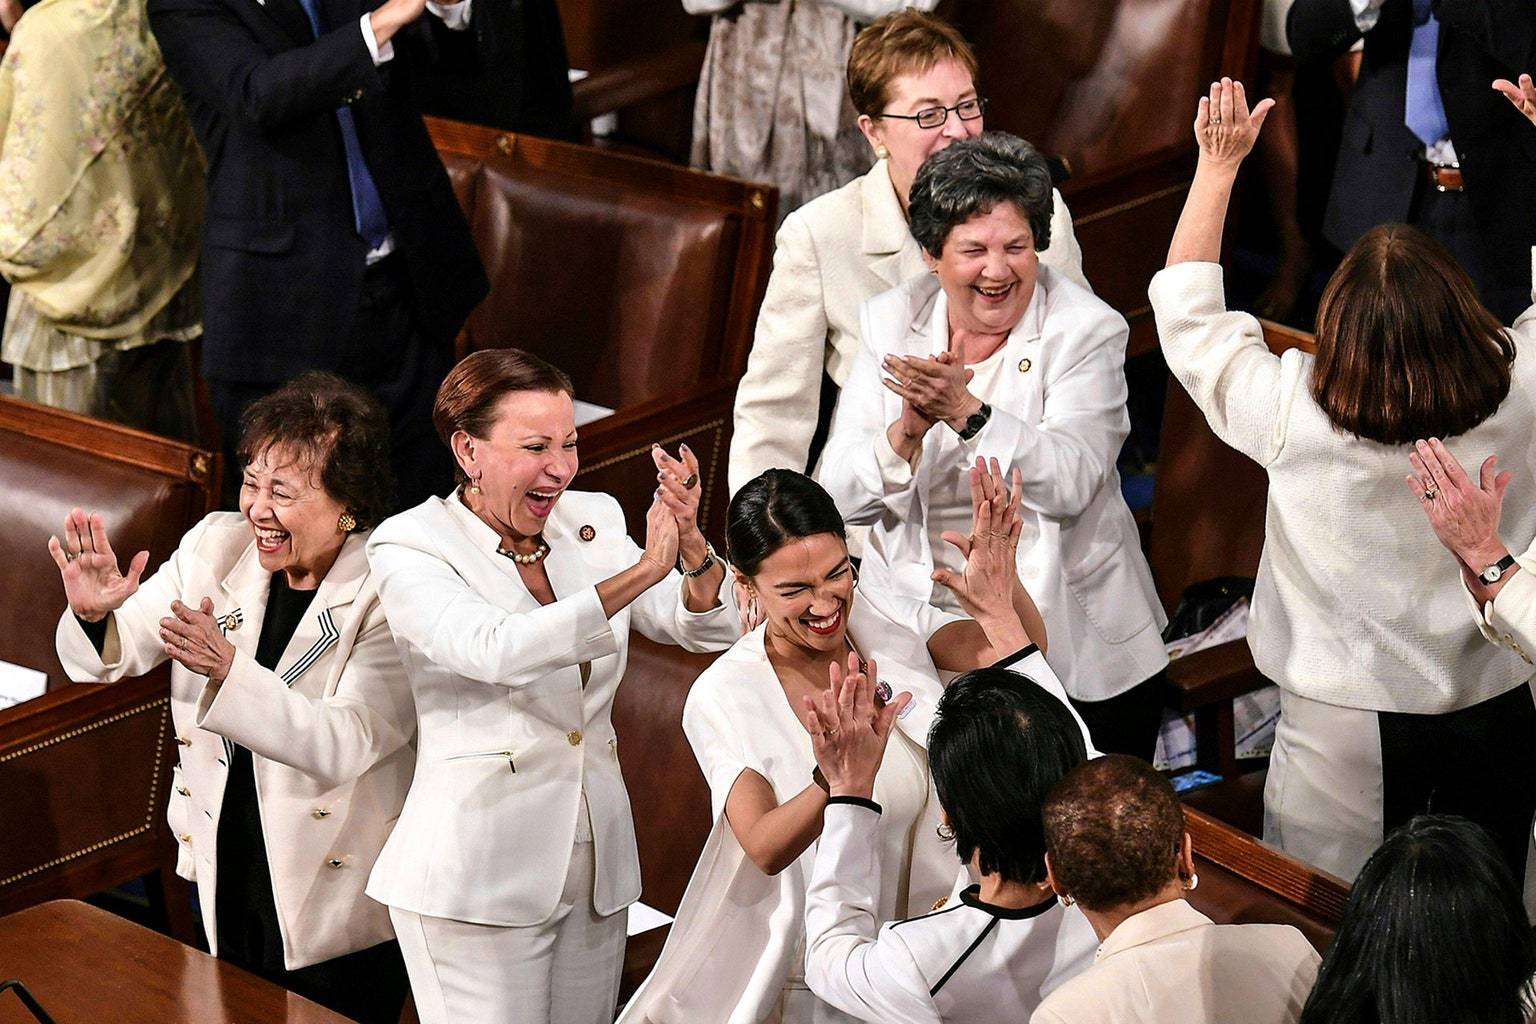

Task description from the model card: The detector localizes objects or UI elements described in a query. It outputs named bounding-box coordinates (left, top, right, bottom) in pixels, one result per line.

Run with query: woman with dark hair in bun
left=622, top=459, right=1090, bottom=1023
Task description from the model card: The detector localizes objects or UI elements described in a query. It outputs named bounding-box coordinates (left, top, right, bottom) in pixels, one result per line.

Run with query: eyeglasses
left=876, top=97, right=987, bottom=130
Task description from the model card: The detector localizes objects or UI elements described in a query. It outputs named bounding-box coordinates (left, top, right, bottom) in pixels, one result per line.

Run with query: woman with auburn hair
left=1033, top=756, right=1319, bottom=1024
left=728, top=8, right=1087, bottom=502
left=363, top=349, right=741, bottom=1024
left=1149, top=78, right=1536, bottom=886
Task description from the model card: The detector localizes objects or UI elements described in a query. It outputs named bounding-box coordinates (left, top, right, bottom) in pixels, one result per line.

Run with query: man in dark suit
left=149, top=0, right=489, bottom=507
left=1289, top=0, right=1536, bottom=323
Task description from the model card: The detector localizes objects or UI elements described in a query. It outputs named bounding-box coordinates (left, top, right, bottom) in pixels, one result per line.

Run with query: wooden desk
left=0, top=901, right=349, bottom=1023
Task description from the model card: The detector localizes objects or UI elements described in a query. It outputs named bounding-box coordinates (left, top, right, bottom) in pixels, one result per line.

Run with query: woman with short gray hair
left=818, top=131, right=1168, bottom=758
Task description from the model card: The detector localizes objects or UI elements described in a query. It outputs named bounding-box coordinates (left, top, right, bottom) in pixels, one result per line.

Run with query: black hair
left=907, top=131, right=1054, bottom=258
left=1299, top=815, right=1536, bottom=1024
left=928, top=667, right=1088, bottom=884
left=726, top=469, right=847, bottom=576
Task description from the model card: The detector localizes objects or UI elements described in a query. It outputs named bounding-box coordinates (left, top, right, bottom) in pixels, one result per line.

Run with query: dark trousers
left=1069, top=671, right=1167, bottom=762
left=1379, top=682, right=1536, bottom=882
left=1409, top=177, right=1530, bottom=326
left=206, top=255, right=454, bottom=512
left=222, top=938, right=411, bottom=1024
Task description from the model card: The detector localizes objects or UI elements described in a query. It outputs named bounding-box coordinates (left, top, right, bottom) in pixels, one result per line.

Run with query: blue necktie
left=294, top=0, right=391, bottom=249
left=1405, top=0, right=1451, bottom=148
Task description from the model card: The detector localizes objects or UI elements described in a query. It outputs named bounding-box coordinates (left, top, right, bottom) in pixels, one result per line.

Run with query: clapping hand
left=933, top=457, right=1024, bottom=620
left=48, top=508, right=149, bottom=623
left=652, top=442, right=704, bottom=546
left=1194, top=78, right=1275, bottom=169
left=638, top=492, right=680, bottom=584
left=803, top=653, right=910, bottom=799
left=1406, top=438, right=1511, bottom=571
left=883, top=350, right=977, bottom=428
left=1493, top=74, right=1536, bottom=129
left=160, top=598, right=236, bottom=684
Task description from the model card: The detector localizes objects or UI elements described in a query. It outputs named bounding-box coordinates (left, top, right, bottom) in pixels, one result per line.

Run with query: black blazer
left=148, top=0, right=488, bottom=383
left=1288, top=0, right=1536, bottom=266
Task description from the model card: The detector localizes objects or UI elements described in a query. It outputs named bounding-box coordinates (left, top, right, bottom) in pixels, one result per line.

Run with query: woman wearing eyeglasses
left=620, top=460, right=1074, bottom=1024
left=727, top=9, right=1087, bottom=503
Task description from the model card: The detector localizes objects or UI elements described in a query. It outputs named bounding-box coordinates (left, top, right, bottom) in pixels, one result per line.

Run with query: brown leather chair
left=0, top=396, right=218, bottom=942
left=1150, top=321, right=1316, bottom=826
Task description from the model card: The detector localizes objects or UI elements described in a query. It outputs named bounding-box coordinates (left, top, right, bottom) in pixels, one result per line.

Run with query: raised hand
left=933, top=457, right=1024, bottom=620
left=1407, top=438, right=1511, bottom=569
left=1493, top=74, right=1536, bottom=128
left=160, top=597, right=237, bottom=683
left=652, top=442, right=706, bottom=556
left=1195, top=78, right=1275, bottom=168
left=638, top=491, right=681, bottom=584
left=803, top=652, right=910, bottom=799
left=48, top=508, right=149, bottom=622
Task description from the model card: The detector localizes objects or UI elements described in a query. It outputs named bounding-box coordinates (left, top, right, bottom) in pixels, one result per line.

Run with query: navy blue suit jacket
left=149, top=0, right=488, bottom=383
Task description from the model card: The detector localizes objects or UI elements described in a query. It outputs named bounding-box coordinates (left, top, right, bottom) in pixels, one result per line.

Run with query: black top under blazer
left=148, top=0, right=488, bottom=383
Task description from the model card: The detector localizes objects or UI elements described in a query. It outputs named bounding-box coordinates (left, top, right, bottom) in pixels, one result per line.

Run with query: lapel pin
left=1018, top=358, right=1032, bottom=374
left=874, top=679, right=893, bottom=704
left=220, top=614, right=240, bottom=632
left=579, top=525, right=596, bottom=542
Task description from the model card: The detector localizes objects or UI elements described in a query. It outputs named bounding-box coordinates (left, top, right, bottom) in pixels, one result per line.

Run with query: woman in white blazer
left=818, top=131, right=1167, bottom=760
left=728, top=9, right=1087, bottom=498
left=621, top=462, right=1083, bottom=1023
left=364, top=349, right=741, bottom=1024
left=1150, top=79, right=1536, bottom=885
left=1033, top=756, right=1320, bottom=1024
left=49, top=375, right=415, bottom=1023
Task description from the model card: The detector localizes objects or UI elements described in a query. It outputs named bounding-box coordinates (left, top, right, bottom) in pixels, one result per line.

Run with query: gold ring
left=682, top=472, right=699, bottom=489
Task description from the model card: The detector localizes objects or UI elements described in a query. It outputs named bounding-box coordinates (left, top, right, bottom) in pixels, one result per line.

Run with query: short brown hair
left=236, top=372, right=394, bottom=529
left=847, top=9, right=979, bottom=118
left=1042, top=755, right=1185, bottom=912
left=1312, top=224, right=1513, bottom=445
left=433, top=349, right=574, bottom=481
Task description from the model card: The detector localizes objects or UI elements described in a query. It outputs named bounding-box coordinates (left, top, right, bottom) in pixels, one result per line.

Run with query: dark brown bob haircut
left=433, top=349, right=574, bottom=483
left=236, top=372, right=394, bottom=530
left=1312, top=224, right=1514, bottom=445
left=847, top=9, right=979, bottom=118
left=1042, top=754, right=1185, bottom=912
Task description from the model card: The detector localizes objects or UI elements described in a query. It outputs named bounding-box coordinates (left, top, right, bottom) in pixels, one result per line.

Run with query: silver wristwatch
left=1479, top=554, right=1517, bottom=585
left=678, top=542, right=717, bottom=578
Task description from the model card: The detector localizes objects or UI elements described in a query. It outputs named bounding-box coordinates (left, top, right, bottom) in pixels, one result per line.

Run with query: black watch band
left=1479, top=554, right=1518, bottom=585
left=957, top=402, right=992, bottom=442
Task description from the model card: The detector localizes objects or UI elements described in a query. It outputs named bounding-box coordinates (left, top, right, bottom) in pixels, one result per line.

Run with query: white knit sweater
left=1150, top=261, right=1536, bottom=714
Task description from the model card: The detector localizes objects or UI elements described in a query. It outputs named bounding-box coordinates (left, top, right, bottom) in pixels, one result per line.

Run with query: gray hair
left=907, top=132, right=1054, bottom=257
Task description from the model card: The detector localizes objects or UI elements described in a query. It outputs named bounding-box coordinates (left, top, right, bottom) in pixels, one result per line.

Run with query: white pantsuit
left=364, top=490, right=739, bottom=1024
left=54, top=512, right=415, bottom=969
left=728, top=157, right=1087, bottom=497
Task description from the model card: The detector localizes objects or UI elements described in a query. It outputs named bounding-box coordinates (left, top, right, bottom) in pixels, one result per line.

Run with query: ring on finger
left=64, top=550, right=79, bottom=563
left=682, top=472, right=699, bottom=490
left=1424, top=487, right=1438, bottom=501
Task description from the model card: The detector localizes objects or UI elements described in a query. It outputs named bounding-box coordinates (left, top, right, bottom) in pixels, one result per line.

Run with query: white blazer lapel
left=218, top=542, right=272, bottom=661
left=271, top=533, right=369, bottom=690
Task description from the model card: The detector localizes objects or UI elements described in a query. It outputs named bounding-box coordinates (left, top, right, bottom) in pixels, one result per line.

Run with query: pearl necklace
left=497, top=542, right=549, bottom=566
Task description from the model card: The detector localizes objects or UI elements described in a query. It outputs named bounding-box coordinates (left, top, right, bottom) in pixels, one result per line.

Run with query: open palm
left=47, top=508, right=149, bottom=621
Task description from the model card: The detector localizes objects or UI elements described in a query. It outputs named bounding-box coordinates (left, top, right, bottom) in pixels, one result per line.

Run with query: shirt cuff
left=1350, top=0, right=1384, bottom=32
left=874, top=427, right=919, bottom=489
left=427, top=0, right=472, bottom=29
left=992, top=643, right=1041, bottom=670
left=827, top=795, right=883, bottom=815
left=359, top=12, right=392, bottom=64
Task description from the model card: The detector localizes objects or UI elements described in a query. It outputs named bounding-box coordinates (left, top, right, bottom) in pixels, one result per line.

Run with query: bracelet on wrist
left=678, top=541, right=717, bottom=578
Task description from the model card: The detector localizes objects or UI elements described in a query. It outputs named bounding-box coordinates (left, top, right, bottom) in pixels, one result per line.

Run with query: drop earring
left=468, top=474, right=482, bottom=496
left=875, top=144, right=890, bottom=161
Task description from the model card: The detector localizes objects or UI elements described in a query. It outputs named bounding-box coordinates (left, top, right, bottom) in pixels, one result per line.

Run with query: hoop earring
left=935, top=823, right=955, bottom=842
left=1181, top=872, right=1199, bottom=892
left=336, top=512, right=357, bottom=533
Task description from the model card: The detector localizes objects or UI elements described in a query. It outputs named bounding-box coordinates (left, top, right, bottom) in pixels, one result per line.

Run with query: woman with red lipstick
left=363, top=348, right=742, bottom=1024
left=620, top=460, right=1089, bottom=1023
left=817, top=131, right=1168, bottom=761
left=50, top=374, right=415, bottom=1022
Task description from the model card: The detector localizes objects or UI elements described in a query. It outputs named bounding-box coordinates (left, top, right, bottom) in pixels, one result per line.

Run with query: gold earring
left=936, top=823, right=955, bottom=841
left=468, top=476, right=482, bottom=496
left=1058, top=892, right=1075, bottom=907
left=875, top=144, right=890, bottom=161
left=1181, top=872, right=1199, bottom=892
left=336, top=512, right=357, bottom=533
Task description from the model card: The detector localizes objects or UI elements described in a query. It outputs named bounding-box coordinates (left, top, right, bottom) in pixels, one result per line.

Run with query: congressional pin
left=874, top=679, right=893, bottom=705
left=579, top=525, right=596, bottom=542
left=220, top=614, right=240, bottom=632
left=1017, top=358, right=1032, bottom=374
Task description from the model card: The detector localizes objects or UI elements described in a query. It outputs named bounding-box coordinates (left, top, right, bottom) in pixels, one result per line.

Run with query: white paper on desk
left=1163, top=597, right=1250, bottom=661
left=573, top=400, right=614, bottom=427
left=0, top=661, right=48, bottom=710
left=1154, top=598, right=1263, bottom=771
left=626, top=901, right=674, bottom=936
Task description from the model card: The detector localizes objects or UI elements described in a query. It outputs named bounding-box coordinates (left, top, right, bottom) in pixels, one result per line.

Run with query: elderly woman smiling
left=50, top=374, right=416, bottom=1023
left=818, top=131, right=1167, bottom=759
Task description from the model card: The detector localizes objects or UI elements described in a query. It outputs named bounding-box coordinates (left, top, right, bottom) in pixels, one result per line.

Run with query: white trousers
left=390, top=838, right=628, bottom=1024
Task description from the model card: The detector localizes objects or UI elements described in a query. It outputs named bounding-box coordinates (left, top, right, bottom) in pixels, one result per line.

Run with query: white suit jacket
left=363, top=489, right=740, bottom=927
left=54, top=512, right=415, bottom=969
left=1029, top=900, right=1320, bottom=1024
left=818, top=270, right=1167, bottom=702
left=728, top=157, right=1087, bottom=495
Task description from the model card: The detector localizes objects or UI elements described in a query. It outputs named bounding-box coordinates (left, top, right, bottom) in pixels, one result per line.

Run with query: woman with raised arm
left=621, top=458, right=1090, bottom=1023
left=50, top=374, right=414, bottom=1023
left=363, top=348, right=741, bottom=1024
left=1150, top=77, right=1536, bottom=885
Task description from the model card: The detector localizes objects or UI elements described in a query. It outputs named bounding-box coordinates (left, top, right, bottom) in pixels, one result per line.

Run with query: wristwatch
left=956, top=402, right=992, bottom=442
left=678, top=541, right=717, bottom=579
left=1479, top=554, right=1518, bottom=585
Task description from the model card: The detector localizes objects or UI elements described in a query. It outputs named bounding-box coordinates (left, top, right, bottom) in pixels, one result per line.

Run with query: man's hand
left=368, top=0, right=430, bottom=47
